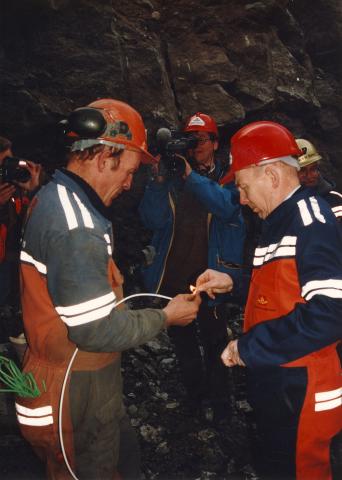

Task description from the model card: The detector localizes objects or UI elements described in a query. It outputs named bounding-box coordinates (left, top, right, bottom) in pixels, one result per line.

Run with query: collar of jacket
left=317, top=175, right=336, bottom=196
left=262, top=186, right=308, bottom=231
left=54, top=169, right=112, bottom=220
left=192, top=157, right=226, bottom=182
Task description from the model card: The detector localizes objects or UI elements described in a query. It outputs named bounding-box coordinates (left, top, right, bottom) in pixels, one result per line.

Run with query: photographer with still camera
left=139, top=113, right=246, bottom=424
left=0, top=136, right=41, bottom=342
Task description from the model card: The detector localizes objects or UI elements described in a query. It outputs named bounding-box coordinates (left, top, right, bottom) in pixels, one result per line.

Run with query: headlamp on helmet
left=59, top=98, right=156, bottom=164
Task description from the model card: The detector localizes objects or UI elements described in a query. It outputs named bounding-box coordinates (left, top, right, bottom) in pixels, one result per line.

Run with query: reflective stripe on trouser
left=16, top=355, right=140, bottom=479
left=247, top=346, right=342, bottom=480
left=295, top=347, right=342, bottom=480
left=16, top=355, right=75, bottom=479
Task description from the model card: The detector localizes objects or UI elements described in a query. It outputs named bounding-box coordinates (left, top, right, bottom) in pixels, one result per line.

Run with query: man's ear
left=95, top=148, right=110, bottom=172
left=265, top=165, right=279, bottom=188
left=213, top=139, right=219, bottom=151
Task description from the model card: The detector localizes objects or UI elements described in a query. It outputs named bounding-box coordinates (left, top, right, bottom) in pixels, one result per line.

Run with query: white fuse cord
left=58, top=292, right=172, bottom=480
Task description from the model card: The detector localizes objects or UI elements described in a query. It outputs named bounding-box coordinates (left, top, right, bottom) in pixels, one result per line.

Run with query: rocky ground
left=0, top=303, right=258, bottom=480
left=0, top=305, right=341, bottom=480
left=121, top=302, right=259, bottom=480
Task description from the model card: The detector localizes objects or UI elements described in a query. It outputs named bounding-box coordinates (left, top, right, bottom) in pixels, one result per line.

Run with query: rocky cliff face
left=1, top=0, right=341, bottom=178
left=0, top=0, right=341, bottom=271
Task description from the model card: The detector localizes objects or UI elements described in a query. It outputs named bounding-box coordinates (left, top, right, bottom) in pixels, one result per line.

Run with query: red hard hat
left=68, top=98, right=156, bottom=164
left=219, top=121, right=302, bottom=184
left=183, top=112, right=218, bottom=137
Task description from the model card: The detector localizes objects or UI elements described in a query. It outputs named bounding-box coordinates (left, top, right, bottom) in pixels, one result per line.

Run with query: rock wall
left=1, top=0, right=341, bottom=174
left=0, top=0, right=341, bottom=274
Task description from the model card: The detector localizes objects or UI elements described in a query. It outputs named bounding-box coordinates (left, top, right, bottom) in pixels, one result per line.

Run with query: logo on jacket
left=256, top=295, right=268, bottom=305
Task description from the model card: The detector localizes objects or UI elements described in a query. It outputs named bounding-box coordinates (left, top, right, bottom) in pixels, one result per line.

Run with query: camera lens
left=1, top=157, right=31, bottom=183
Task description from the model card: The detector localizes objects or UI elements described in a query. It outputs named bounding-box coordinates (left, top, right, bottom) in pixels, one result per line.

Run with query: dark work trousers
left=168, top=303, right=231, bottom=416
left=247, top=366, right=307, bottom=479
left=70, top=361, right=141, bottom=480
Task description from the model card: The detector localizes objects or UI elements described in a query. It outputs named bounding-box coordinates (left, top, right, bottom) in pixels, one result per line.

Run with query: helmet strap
left=70, top=139, right=125, bottom=152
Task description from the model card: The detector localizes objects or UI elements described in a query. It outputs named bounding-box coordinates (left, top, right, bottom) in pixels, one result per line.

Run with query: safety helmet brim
left=100, top=136, right=157, bottom=164
left=87, top=99, right=157, bottom=164
left=230, top=121, right=302, bottom=174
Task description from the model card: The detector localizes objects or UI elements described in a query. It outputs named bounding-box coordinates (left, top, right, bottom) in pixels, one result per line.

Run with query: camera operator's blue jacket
left=138, top=166, right=246, bottom=305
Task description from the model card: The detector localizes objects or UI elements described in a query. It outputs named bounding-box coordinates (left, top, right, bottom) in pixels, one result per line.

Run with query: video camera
left=0, top=157, right=31, bottom=184
left=156, top=128, right=198, bottom=177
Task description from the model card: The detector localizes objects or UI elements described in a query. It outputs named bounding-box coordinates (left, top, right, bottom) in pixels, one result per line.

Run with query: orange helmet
left=183, top=112, right=218, bottom=137
left=66, top=98, right=156, bottom=164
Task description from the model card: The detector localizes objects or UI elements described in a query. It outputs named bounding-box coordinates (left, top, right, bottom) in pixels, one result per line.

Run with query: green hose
left=0, top=355, right=41, bottom=398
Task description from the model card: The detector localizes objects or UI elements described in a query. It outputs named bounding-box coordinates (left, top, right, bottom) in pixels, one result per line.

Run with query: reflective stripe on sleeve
left=302, top=279, right=342, bottom=301
left=56, top=291, right=117, bottom=326
left=330, top=191, right=342, bottom=199
left=332, top=206, right=342, bottom=218
left=104, top=234, right=113, bottom=255
left=20, top=251, right=47, bottom=275
left=60, top=301, right=116, bottom=326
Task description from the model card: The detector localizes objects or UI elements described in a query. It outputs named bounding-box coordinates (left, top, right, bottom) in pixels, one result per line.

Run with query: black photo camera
left=0, top=157, right=31, bottom=184
left=156, top=128, right=198, bottom=177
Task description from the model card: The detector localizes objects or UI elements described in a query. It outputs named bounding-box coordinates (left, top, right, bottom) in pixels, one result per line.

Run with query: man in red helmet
left=183, top=112, right=220, bottom=174
left=195, top=121, right=342, bottom=479
left=139, top=112, right=246, bottom=424
left=16, top=99, right=201, bottom=480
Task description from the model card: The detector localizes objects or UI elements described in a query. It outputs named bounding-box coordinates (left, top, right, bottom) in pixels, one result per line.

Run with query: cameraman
left=139, top=113, right=246, bottom=423
left=0, top=136, right=41, bottom=329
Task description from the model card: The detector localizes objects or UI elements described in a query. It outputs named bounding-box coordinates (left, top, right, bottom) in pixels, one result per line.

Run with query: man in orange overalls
left=16, top=99, right=200, bottom=479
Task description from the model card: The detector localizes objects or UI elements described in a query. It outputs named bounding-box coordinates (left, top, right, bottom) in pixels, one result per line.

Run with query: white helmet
left=296, top=138, right=322, bottom=167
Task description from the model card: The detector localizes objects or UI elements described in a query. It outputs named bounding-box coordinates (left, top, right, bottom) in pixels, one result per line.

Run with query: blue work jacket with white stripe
left=20, top=169, right=166, bottom=354
left=239, top=185, right=342, bottom=367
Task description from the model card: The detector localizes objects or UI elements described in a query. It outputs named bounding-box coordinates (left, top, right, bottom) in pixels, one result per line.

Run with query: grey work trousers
left=70, top=358, right=141, bottom=480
